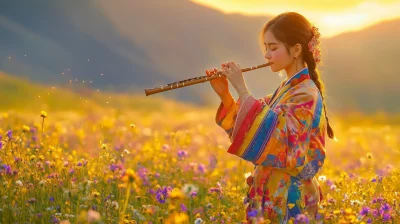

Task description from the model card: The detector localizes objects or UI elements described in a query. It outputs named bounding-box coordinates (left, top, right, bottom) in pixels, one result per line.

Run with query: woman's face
left=263, top=30, right=292, bottom=72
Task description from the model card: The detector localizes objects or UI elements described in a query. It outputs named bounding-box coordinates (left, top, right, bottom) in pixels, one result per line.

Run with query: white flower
left=182, top=184, right=198, bottom=196
left=194, top=218, right=204, bottom=224
left=15, top=180, right=23, bottom=186
left=87, top=209, right=101, bottom=222
left=111, top=201, right=119, bottom=210
left=318, top=175, right=326, bottom=182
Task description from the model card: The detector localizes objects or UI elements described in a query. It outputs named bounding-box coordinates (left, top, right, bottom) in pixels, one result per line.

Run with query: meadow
left=0, top=73, right=399, bottom=223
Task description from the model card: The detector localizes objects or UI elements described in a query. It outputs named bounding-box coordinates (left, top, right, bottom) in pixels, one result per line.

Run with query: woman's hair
left=259, top=12, right=335, bottom=139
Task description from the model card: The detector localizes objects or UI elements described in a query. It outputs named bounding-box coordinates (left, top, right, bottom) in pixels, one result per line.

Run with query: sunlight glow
left=191, top=0, right=400, bottom=37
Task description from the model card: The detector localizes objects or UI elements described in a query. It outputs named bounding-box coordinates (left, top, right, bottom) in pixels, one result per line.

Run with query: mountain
left=0, top=0, right=399, bottom=113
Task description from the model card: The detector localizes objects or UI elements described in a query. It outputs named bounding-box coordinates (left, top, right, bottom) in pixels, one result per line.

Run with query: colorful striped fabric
left=215, top=67, right=327, bottom=223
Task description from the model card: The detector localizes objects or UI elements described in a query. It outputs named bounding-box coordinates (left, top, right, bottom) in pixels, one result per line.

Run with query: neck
left=284, top=59, right=306, bottom=82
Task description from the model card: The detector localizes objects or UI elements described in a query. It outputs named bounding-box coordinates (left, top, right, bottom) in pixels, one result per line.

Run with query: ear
left=291, top=43, right=302, bottom=58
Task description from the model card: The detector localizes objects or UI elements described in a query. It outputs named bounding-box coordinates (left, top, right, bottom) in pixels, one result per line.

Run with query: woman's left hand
left=220, top=61, right=247, bottom=93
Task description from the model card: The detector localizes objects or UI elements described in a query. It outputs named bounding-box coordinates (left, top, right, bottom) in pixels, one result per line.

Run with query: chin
left=270, top=65, right=279, bottom=73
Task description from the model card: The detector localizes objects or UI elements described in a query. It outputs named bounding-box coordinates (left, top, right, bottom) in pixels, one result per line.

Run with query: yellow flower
left=366, top=152, right=373, bottom=159
left=40, top=111, right=48, bottom=118
left=22, top=125, right=30, bottom=132
left=288, top=203, right=295, bottom=209
left=30, top=155, right=36, bottom=161
left=92, top=190, right=100, bottom=197
left=121, top=169, right=139, bottom=184
left=165, top=211, right=188, bottom=224
left=169, top=188, right=185, bottom=200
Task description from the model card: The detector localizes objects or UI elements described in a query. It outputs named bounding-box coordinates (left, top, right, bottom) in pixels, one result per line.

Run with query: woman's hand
left=220, top=61, right=247, bottom=93
left=205, top=67, right=230, bottom=99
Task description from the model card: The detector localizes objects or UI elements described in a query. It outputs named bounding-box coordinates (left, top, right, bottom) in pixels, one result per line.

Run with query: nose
left=264, top=51, right=271, bottom=60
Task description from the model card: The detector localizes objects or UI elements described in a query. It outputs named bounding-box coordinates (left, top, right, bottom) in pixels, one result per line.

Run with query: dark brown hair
left=259, top=12, right=335, bottom=139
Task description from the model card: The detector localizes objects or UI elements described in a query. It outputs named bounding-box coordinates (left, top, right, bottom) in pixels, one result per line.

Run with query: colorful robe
left=215, top=68, right=326, bottom=223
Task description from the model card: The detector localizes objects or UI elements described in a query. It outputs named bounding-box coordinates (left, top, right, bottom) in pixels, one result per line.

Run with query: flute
left=144, top=62, right=273, bottom=96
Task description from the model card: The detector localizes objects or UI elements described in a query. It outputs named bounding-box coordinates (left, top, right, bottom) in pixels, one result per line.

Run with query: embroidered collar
left=280, top=67, right=310, bottom=89
left=268, top=67, right=311, bottom=106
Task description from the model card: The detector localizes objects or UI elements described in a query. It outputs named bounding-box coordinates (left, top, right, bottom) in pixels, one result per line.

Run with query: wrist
left=235, top=86, right=248, bottom=95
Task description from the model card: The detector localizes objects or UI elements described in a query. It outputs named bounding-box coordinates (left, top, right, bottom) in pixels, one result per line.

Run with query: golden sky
left=190, top=0, right=400, bottom=37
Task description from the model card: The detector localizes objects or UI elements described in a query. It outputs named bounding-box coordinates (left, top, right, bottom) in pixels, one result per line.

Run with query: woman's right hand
left=205, top=67, right=230, bottom=99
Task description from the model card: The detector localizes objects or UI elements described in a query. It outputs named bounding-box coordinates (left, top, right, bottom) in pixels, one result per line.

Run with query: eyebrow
left=264, top=42, right=277, bottom=46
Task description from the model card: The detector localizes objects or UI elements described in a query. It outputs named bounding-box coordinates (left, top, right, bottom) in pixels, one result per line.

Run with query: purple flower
left=77, top=162, right=82, bottom=166
left=177, top=150, right=189, bottom=158
left=247, top=209, right=258, bottom=218
left=109, top=164, right=119, bottom=172
left=68, top=168, right=75, bottom=175
left=6, top=130, right=12, bottom=140
left=208, top=187, right=221, bottom=194
left=156, top=186, right=171, bottom=204
left=382, top=213, right=391, bottom=221
left=138, top=167, right=150, bottom=185
left=0, top=140, right=2, bottom=150
left=371, top=209, right=379, bottom=217
left=295, top=214, right=309, bottom=224
left=360, top=206, right=370, bottom=216
left=371, top=178, right=376, bottom=182
left=380, top=203, right=391, bottom=214
left=190, top=191, right=198, bottom=198
left=4, top=165, right=12, bottom=175
left=180, top=203, right=187, bottom=212
left=198, top=164, right=206, bottom=173
left=367, top=218, right=372, bottom=223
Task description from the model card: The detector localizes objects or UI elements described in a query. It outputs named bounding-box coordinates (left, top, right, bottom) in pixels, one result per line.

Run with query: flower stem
left=120, top=182, right=131, bottom=221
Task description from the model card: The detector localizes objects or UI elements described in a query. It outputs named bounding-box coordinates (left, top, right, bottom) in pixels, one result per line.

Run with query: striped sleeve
left=216, top=93, right=273, bottom=141
left=226, top=89, right=321, bottom=176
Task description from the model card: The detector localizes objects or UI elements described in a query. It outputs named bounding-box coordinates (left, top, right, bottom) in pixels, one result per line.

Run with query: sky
left=190, top=0, right=400, bottom=37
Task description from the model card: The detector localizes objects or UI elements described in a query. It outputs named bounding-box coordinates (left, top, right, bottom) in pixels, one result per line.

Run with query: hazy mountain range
left=1, top=0, right=399, bottom=114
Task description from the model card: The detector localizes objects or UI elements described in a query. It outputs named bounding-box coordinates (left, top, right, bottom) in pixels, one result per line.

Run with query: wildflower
left=92, top=190, right=100, bottom=198
left=15, top=180, right=23, bottom=186
left=366, top=152, right=373, bottom=159
left=87, top=209, right=101, bottom=222
left=295, top=214, right=309, bottom=223
left=318, top=175, right=327, bottom=182
left=26, top=198, right=37, bottom=204
left=111, top=201, right=119, bottom=210
left=40, top=111, right=48, bottom=118
left=380, top=203, right=391, bottom=214
left=360, top=206, right=370, bottom=216
left=382, top=213, right=391, bottom=222
left=169, top=188, right=185, bottom=200
left=156, top=186, right=171, bottom=204
left=22, top=125, right=30, bottom=132
left=121, top=169, right=139, bottom=183
left=180, top=203, right=187, bottom=212
left=198, top=163, right=206, bottom=173
left=182, top=184, right=198, bottom=196
left=247, top=209, right=258, bottom=218
left=177, top=150, right=189, bottom=158
left=6, top=130, right=12, bottom=140
left=194, top=217, right=204, bottom=224
left=165, top=211, right=189, bottom=224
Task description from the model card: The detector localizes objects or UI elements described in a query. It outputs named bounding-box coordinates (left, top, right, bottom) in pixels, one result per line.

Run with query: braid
left=304, top=51, right=335, bottom=139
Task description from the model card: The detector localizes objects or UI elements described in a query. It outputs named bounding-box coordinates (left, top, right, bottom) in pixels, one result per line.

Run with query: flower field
left=0, top=107, right=399, bottom=223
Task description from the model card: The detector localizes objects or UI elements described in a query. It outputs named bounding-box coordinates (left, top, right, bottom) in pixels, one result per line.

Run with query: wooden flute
left=144, top=62, right=273, bottom=96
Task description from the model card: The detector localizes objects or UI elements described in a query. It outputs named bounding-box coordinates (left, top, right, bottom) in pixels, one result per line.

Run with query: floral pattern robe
left=215, top=68, right=326, bottom=223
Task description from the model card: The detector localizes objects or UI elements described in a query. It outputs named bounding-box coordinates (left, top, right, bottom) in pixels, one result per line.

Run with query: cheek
left=271, top=50, right=285, bottom=61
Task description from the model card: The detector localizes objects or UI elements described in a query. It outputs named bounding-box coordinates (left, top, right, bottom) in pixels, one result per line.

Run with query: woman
left=205, top=12, right=335, bottom=223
